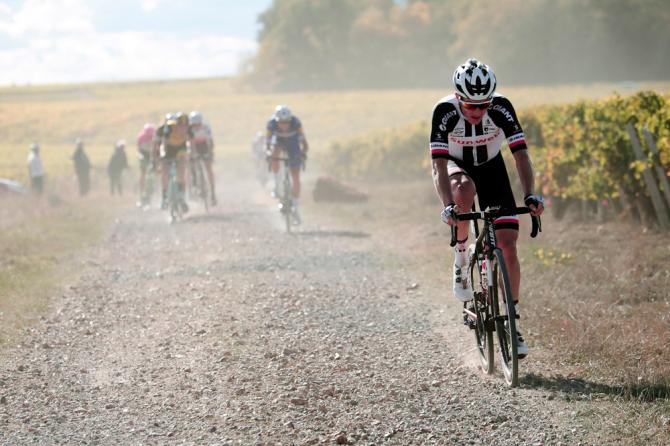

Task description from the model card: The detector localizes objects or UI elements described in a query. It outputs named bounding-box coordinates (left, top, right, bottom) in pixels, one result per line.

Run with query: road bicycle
left=270, top=155, right=295, bottom=233
left=451, top=206, right=541, bottom=387
left=268, top=154, right=304, bottom=233
left=190, top=154, right=210, bottom=213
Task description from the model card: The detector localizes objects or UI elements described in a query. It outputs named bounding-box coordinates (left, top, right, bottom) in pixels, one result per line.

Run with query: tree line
left=243, top=0, right=670, bottom=91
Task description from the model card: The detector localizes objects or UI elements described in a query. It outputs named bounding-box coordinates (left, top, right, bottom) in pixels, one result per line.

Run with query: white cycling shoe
left=291, top=208, right=302, bottom=225
left=516, top=328, right=529, bottom=359
left=453, top=262, right=474, bottom=302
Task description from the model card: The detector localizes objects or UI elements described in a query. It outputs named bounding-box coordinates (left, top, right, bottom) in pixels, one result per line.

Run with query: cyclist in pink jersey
left=137, top=123, right=155, bottom=206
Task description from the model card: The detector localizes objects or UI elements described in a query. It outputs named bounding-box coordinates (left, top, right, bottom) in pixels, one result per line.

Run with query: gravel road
left=0, top=175, right=620, bottom=445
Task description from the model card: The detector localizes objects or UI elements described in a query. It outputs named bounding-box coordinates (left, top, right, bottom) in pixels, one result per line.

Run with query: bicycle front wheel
left=491, top=248, right=518, bottom=387
left=468, top=245, right=494, bottom=374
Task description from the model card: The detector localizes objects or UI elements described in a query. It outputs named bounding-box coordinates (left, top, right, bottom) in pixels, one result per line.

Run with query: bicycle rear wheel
left=491, top=248, right=518, bottom=387
left=468, top=246, right=494, bottom=374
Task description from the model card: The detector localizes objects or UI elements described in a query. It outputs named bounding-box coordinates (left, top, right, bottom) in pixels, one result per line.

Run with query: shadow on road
left=522, top=373, right=670, bottom=402
left=294, top=229, right=370, bottom=239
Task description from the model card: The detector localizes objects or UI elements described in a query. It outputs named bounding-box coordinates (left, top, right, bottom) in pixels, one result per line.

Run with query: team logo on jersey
left=452, top=127, right=465, bottom=137
left=491, top=104, right=514, bottom=122
left=442, top=110, right=457, bottom=123
left=483, top=119, right=497, bottom=133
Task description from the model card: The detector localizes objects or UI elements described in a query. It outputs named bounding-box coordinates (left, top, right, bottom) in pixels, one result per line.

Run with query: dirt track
left=0, top=171, right=637, bottom=445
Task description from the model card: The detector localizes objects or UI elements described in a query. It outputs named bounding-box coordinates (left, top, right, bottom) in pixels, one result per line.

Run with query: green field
left=3, top=78, right=669, bottom=183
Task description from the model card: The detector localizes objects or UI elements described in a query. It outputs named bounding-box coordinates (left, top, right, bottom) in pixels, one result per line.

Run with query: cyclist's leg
left=139, top=153, right=148, bottom=195
left=176, top=150, right=188, bottom=198
left=161, top=158, right=170, bottom=203
left=290, top=166, right=301, bottom=199
left=204, top=154, right=216, bottom=199
left=474, top=153, right=521, bottom=302
left=496, top=229, right=520, bottom=299
left=447, top=160, right=476, bottom=243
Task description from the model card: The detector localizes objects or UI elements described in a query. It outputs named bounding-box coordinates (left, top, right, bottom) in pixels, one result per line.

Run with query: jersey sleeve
left=429, top=102, right=459, bottom=160
left=489, top=96, right=527, bottom=153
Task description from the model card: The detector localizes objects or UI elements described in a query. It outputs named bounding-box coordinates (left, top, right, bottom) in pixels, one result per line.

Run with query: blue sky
left=0, top=0, right=273, bottom=85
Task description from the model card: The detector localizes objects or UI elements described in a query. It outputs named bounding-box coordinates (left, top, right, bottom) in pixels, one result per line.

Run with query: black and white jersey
left=429, top=93, right=527, bottom=165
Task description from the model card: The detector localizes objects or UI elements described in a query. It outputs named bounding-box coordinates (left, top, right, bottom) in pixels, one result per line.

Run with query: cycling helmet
left=75, top=138, right=83, bottom=148
left=174, top=111, right=188, bottom=125
left=189, top=111, right=203, bottom=126
left=274, top=105, right=292, bottom=122
left=30, top=143, right=39, bottom=152
left=115, top=139, right=126, bottom=149
left=453, top=58, right=497, bottom=102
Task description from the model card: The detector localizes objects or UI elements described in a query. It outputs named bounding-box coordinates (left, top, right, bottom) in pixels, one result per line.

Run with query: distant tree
left=245, top=0, right=670, bottom=91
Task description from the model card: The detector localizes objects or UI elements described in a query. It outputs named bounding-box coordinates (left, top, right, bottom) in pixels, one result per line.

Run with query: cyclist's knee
left=497, top=236, right=518, bottom=257
left=451, top=177, right=475, bottom=201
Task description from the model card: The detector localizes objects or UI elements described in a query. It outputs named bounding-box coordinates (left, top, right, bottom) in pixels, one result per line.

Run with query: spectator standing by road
left=27, top=143, right=45, bottom=195
left=72, top=138, right=91, bottom=196
left=107, top=140, right=128, bottom=195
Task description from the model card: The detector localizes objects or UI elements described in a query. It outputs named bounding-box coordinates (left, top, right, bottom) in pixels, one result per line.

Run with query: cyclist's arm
left=429, top=101, right=459, bottom=208
left=432, top=159, right=455, bottom=207
left=513, top=149, right=534, bottom=199
left=205, top=124, right=214, bottom=151
left=489, top=96, right=544, bottom=216
left=298, top=127, right=308, bottom=153
left=265, top=128, right=275, bottom=156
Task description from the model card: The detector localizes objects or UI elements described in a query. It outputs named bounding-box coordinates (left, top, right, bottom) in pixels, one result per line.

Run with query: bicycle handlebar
left=449, top=207, right=541, bottom=247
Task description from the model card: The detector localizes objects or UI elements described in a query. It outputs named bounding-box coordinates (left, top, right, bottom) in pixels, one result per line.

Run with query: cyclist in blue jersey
left=430, top=58, right=544, bottom=357
left=266, top=105, right=309, bottom=224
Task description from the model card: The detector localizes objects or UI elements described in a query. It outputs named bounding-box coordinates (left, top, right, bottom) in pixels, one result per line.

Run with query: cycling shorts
left=192, top=142, right=213, bottom=161
left=273, top=145, right=303, bottom=169
left=447, top=152, right=519, bottom=231
left=138, top=150, right=151, bottom=171
left=162, top=143, right=188, bottom=160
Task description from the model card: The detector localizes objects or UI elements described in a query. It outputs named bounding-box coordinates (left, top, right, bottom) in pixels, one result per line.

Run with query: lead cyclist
left=430, top=58, right=545, bottom=358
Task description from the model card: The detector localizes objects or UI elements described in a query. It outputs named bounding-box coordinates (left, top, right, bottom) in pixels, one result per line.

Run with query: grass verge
left=0, top=192, right=122, bottom=346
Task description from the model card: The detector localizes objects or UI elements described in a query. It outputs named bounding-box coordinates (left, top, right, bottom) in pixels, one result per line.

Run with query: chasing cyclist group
left=135, top=105, right=308, bottom=223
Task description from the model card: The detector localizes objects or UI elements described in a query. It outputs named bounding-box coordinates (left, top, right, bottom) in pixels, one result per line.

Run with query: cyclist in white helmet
left=430, top=58, right=544, bottom=358
left=266, top=105, right=309, bottom=224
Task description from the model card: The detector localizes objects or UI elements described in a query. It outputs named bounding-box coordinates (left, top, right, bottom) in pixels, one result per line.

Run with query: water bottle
left=481, top=257, right=488, bottom=287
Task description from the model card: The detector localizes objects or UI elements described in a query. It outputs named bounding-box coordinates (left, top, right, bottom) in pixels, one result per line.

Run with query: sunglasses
left=460, top=101, right=491, bottom=110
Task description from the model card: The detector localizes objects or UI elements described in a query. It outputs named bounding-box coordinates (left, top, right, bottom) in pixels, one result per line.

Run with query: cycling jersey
left=157, top=124, right=193, bottom=159
left=266, top=116, right=305, bottom=168
left=430, top=93, right=526, bottom=231
left=137, top=126, right=155, bottom=154
left=429, top=93, right=527, bottom=165
left=162, top=124, right=192, bottom=148
left=190, top=123, right=213, bottom=154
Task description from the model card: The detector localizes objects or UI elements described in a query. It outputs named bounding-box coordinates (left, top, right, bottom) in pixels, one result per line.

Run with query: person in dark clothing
left=107, top=140, right=129, bottom=195
left=72, top=139, right=91, bottom=196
